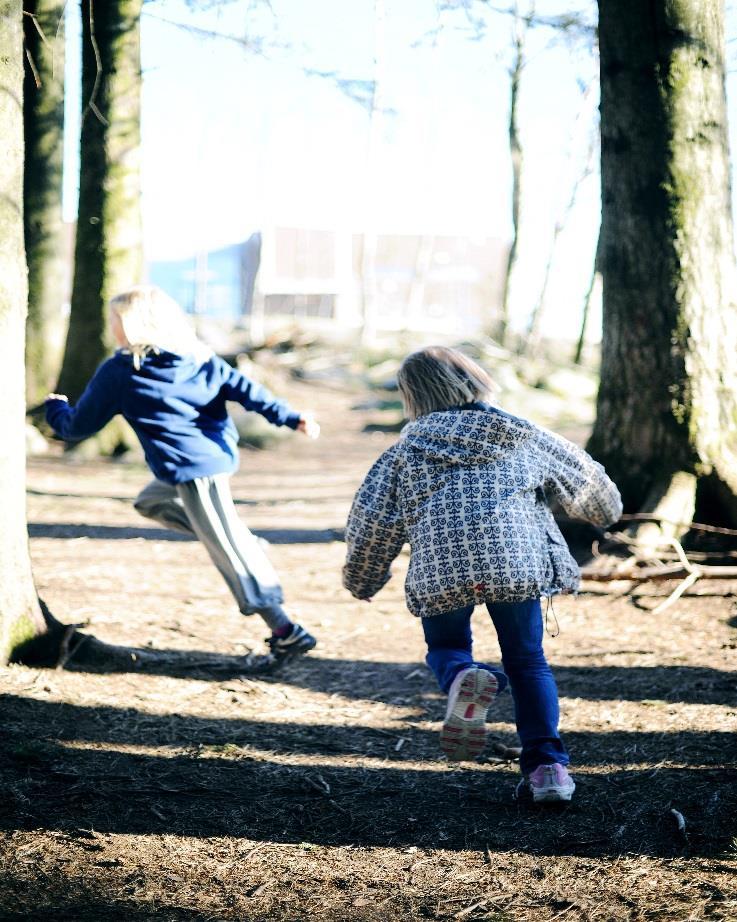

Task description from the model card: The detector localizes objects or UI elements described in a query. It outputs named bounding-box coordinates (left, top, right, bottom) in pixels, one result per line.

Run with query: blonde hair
left=109, top=285, right=212, bottom=368
left=397, top=346, right=495, bottom=420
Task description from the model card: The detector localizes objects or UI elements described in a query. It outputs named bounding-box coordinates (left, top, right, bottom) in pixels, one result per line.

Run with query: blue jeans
left=422, top=598, right=569, bottom=773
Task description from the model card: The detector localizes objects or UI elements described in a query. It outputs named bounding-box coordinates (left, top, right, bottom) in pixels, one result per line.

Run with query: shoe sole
left=531, top=784, right=575, bottom=804
left=515, top=777, right=576, bottom=804
left=440, top=669, right=497, bottom=761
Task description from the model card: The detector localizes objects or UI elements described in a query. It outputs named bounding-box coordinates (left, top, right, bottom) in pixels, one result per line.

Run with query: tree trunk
left=23, top=0, right=67, bottom=405
left=589, top=0, right=737, bottom=530
left=573, top=228, right=600, bottom=365
left=359, top=0, right=385, bottom=347
left=0, top=1, right=65, bottom=663
left=525, top=118, right=595, bottom=357
left=497, top=4, right=527, bottom=348
left=1, top=2, right=127, bottom=667
left=406, top=234, right=435, bottom=330
left=56, top=0, right=143, bottom=401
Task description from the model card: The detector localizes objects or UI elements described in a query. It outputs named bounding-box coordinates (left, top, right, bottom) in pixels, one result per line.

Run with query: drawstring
left=545, top=596, right=560, bottom=637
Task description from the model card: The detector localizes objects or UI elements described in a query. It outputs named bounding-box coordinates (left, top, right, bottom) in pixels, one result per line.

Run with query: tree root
left=58, top=633, right=277, bottom=676
left=11, top=598, right=277, bottom=676
left=628, top=471, right=697, bottom=556
left=579, top=469, right=737, bottom=611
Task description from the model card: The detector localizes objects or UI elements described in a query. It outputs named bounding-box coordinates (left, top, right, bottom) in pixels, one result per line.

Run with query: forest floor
left=1, top=368, right=736, bottom=921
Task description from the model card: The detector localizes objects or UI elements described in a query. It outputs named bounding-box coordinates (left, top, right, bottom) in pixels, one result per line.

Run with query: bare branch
left=436, top=0, right=596, bottom=38
left=617, top=514, right=737, bottom=538
left=24, top=46, right=41, bottom=90
left=82, top=0, right=108, bottom=127
left=23, top=5, right=66, bottom=84
left=142, top=5, right=288, bottom=57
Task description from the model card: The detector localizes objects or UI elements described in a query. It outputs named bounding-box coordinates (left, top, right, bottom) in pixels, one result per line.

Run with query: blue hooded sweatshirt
left=45, top=350, right=301, bottom=484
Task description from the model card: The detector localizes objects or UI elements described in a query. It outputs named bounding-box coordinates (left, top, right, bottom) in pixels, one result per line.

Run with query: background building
left=149, top=226, right=508, bottom=341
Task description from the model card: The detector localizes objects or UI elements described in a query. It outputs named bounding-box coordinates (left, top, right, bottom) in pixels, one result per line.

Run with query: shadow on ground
left=2, top=693, right=735, bottom=862
left=0, top=900, right=217, bottom=922
left=27, top=523, right=345, bottom=544
left=61, top=646, right=737, bottom=708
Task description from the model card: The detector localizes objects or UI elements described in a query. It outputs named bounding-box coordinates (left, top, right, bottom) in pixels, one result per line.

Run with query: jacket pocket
left=545, top=523, right=579, bottom=592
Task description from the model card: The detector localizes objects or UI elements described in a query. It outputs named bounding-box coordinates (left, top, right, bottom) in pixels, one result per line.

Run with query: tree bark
left=1, top=1, right=119, bottom=666
left=56, top=0, right=143, bottom=401
left=590, top=0, right=737, bottom=527
left=23, top=0, right=66, bottom=405
left=0, top=1, right=65, bottom=663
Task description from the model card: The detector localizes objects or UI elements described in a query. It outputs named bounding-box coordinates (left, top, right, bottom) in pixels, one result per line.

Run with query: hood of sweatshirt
left=399, top=403, right=536, bottom=467
left=118, top=348, right=214, bottom=384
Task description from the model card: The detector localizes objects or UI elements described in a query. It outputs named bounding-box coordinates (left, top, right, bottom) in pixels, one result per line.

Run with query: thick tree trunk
left=56, top=0, right=143, bottom=401
left=590, top=0, right=737, bottom=528
left=23, top=0, right=66, bottom=405
left=1, top=2, right=119, bottom=666
left=0, top=1, right=63, bottom=663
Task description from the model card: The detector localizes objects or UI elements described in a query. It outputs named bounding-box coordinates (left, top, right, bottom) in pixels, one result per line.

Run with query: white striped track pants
left=133, top=474, right=291, bottom=632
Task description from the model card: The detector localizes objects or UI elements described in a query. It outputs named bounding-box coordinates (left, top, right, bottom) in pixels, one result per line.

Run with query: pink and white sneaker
left=440, top=667, right=498, bottom=761
left=516, top=763, right=576, bottom=803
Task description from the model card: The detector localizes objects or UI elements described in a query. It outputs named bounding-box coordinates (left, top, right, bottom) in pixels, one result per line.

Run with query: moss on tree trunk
left=23, top=0, right=67, bottom=406
left=0, top=1, right=57, bottom=663
left=56, top=0, right=143, bottom=403
left=590, top=0, right=737, bottom=526
left=0, top=1, right=110, bottom=666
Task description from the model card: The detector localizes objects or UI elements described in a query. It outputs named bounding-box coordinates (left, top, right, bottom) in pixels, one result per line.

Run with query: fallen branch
left=580, top=563, right=737, bottom=582
left=651, top=569, right=701, bottom=615
left=490, top=741, right=522, bottom=760
left=617, top=514, right=737, bottom=537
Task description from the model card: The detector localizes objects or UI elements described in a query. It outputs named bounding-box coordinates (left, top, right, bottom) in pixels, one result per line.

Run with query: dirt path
left=2, top=377, right=736, bottom=921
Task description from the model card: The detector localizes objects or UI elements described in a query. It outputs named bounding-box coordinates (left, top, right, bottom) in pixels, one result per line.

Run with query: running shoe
left=440, top=666, right=498, bottom=761
left=516, top=763, right=576, bottom=804
left=266, top=623, right=317, bottom=659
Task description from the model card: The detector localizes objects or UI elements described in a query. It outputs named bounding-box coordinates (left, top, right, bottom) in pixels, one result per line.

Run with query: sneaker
left=440, top=666, right=498, bottom=761
left=266, top=623, right=317, bottom=659
left=516, top=763, right=576, bottom=804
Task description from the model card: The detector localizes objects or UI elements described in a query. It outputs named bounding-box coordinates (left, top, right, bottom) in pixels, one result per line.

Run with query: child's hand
left=45, top=393, right=68, bottom=403
left=297, top=414, right=320, bottom=439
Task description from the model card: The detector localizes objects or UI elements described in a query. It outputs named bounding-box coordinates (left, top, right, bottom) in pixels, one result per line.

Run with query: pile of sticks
left=579, top=514, right=737, bottom=614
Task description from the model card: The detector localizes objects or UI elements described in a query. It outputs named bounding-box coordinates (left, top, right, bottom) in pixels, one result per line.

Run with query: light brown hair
left=397, top=346, right=496, bottom=420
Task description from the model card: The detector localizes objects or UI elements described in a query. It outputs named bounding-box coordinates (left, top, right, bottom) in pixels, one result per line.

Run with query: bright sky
left=61, top=1, right=737, bottom=340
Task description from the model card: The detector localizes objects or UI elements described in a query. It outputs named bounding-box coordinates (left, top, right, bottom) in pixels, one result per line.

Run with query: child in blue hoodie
left=45, top=285, right=319, bottom=659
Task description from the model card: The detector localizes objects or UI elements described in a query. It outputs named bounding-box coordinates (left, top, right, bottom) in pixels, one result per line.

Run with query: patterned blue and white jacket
left=343, top=403, right=622, bottom=617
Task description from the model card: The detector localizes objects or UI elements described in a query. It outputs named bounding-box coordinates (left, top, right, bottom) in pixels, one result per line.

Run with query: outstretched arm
left=45, top=359, right=123, bottom=441
left=343, top=446, right=407, bottom=600
left=535, top=427, right=622, bottom=527
left=219, top=359, right=302, bottom=430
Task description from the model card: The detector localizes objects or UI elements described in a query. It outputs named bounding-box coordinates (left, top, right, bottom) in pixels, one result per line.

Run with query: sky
left=61, top=0, right=737, bottom=340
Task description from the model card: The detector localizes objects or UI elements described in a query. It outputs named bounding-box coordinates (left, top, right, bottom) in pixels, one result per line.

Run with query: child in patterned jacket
left=343, top=346, right=622, bottom=803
